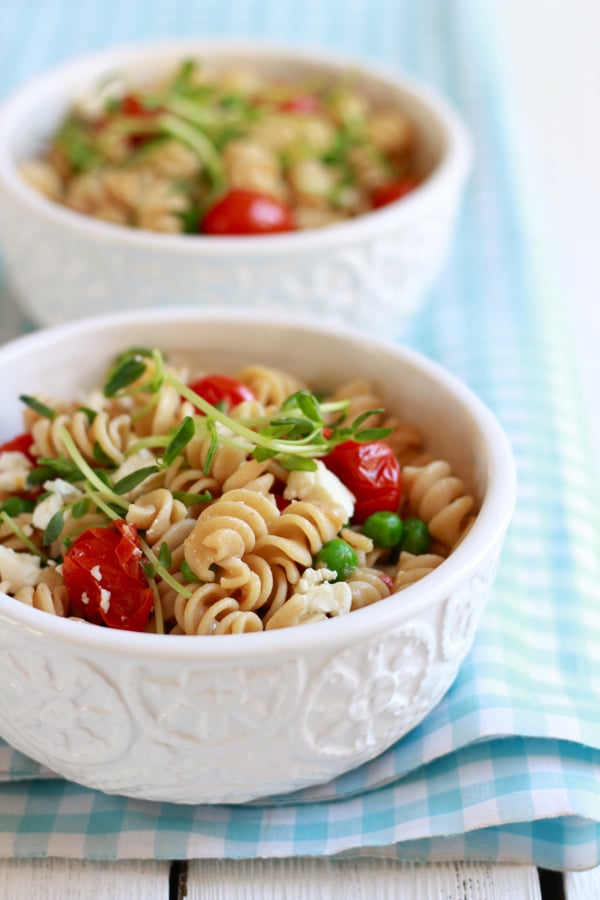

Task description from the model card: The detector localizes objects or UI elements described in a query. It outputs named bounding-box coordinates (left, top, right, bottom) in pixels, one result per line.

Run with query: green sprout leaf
left=112, top=465, right=160, bottom=495
left=77, top=406, right=98, bottom=424
left=354, top=427, right=393, bottom=442
left=163, top=416, right=195, bottom=468
left=104, top=357, right=148, bottom=397
left=43, top=509, right=64, bottom=546
left=158, top=542, right=172, bottom=570
left=93, top=441, right=114, bottom=465
left=203, top=418, right=220, bottom=476
left=0, top=496, right=36, bottom=517
left=278, top=455, right=319, bottom=472
left=171, top=490, right=212, bottom=506
left=180, top=559, right=201, bottom=583
left=71, top=497, right=91, bottom=519
left=19, top=395, right=56, bottom=420
left=284, top=390, right=323, bottom=423
left=351, top=408, right=385, bottom=429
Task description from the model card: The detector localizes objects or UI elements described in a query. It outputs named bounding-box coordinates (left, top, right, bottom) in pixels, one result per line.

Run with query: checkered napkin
left=1, top=0, right=599, bottom=872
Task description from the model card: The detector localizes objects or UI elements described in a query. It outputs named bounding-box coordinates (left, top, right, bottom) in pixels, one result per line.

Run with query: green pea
left=315, top=538, right=358, bottom=582
left=401, top=517, right=431, bottom=555
left=362, top=511, right=404, bottom=548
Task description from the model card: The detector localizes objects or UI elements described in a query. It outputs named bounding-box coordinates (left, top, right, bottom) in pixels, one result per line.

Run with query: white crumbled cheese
left=31, top=492, right=63, bottom=531
left=0, top=451, right=32, bottom=493
left=91, top=565, right=102, bottom=582
left=0, top=545, right=42, bottom=592
left=283, top=460, right=355, bottom=519
left=99, top=588, right=111, bottom=613
left=297, top=566, right=336, bottom=593
left=80, top=592, right=90, bottom=606
left=32, top=478, right=83, bottom=531
left=43, top=478, right=82, bottom=500
left=290, top=580, right=352, bottom=618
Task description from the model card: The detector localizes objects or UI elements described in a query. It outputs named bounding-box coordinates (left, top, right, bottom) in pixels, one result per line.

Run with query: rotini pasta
left=0, top=347, right=479, bottom=634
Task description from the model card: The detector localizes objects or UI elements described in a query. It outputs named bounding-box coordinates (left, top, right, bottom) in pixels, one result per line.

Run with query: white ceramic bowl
left=0, top=40, right=472, bottom=332
left=0, top=309, right=514, bottom=803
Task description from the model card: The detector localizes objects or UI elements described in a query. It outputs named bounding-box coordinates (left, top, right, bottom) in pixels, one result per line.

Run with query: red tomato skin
left=279, top=94, right=321, bottom=114
left=324, top=440, right=402, bottom=523
left=63, top=521, right=153, bottom=632
left=379, top=572, right=395, bottom=593
left=117, top=94, right=163, bottom=146
left=188, top=374, right=255, bottom=411
left=0, top=432, right=36, bottom=462
left=202, top=189, right=295, bottom=236
left=371, top=177, right=420, bottom=209
left=120, top=95, right=149, bottom=117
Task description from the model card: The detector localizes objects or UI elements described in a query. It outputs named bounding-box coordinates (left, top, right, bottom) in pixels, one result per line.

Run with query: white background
left=488, top=0, right=600, bottom=480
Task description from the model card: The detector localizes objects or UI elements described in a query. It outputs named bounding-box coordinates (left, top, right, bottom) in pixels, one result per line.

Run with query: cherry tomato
left=279, top=94, right=321, bottom=114
left=120, top=95, right=151, bottom=117
left=118, top=94, right=163, bottom=147
left=0, top=432, right=36, bottom=462
left=371, top=177, right=420, bottom=209
left=202, top=189, right=295, bottom=236
left=324, top=439, right=402, bottom=523
left=63, top=521, right=153, bottom=632
left=188, top=374, right=255, bottom=411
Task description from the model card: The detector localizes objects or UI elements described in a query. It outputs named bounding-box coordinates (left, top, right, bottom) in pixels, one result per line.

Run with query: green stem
left=0, top=512, right=48, bottom=561
left=167, top=374, right=333, bottom=458
left=158, top=113, right=225, bottom=187
left=139, top=538, right=192, bottom=600
left=57, top=427, right=128, bottom=511
left=149, top=579, right=165, bottom=635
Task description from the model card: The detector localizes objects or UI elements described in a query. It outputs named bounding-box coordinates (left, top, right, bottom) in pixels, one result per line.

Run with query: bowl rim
left=0, top=37, right=473, bottom=256
left=0, top=307, right=516, bottom=659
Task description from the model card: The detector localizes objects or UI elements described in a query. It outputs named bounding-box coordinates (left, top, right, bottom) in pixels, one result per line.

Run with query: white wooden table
left=1, top=1, right=599, bottom=895
left=1, top=857, right=599, bottom=898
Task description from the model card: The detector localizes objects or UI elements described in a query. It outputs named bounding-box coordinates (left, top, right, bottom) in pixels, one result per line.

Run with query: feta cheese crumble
left=283, top=460, right=355, bottom=518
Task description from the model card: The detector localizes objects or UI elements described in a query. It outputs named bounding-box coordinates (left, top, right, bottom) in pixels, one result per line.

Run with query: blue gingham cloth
left=1, top=0, right=600, bottom=872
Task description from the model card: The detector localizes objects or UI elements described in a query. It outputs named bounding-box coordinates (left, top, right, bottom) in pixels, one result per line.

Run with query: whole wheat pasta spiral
left=174, top=583, right=263, bottom=635
left=402, top=460, right=476, bottom=551
left=235, top=365, right=307, bottom=407
left=160, top=457, right=219, bottom=501
left=393, top=551, right=446, bottom=590
left=14, top=579, right=70, bottom=617
left=327, top=377, right=386, bottom=429
left=184, top=437, right=248, bottom=487
left=183, top=488, right=279, bottom=583
left=30, top=409, right=134, bottom=465
left=254, top=500, right=348, bottom=569
left=126, top=488, right=189, bottom=547
left=347, top=565, right=392, bottom=610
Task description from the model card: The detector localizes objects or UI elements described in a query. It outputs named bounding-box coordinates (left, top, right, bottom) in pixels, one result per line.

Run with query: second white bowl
left=0, top=40, right=472, bottom=331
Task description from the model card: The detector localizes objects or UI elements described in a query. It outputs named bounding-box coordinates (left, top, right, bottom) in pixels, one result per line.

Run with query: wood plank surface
left=186, top=859, right=542, bottom=899
left=0, top=858, right=171, bottom=899
left=565, top=867, right=600, bottom=900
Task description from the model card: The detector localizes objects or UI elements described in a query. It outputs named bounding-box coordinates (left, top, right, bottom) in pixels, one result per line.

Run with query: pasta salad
left=20, top=59, right=422, bottom=235
left=0, top=349, right=476, bottom=634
